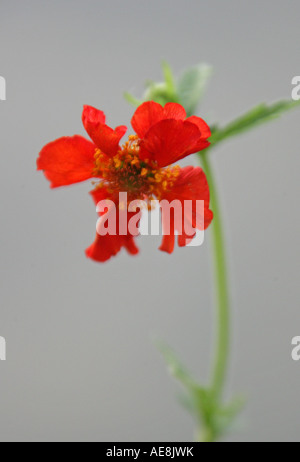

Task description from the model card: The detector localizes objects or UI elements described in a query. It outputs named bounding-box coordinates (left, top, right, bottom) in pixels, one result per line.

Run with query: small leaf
left=156, top=341, right=214, bottom=426
left=178, top=64, right=213, bottom=116
left=123, top=92, right=144, bottom=107
left=161, top=61, right=176, bottom=97
left=210, top=100, right=300, bottom=148
left=156, top=340, right=244, bottom=441
left=212, top=395, right=246, bottom=438
left=156, top=341, right=197, bottom=391
left=219, top=395, right=245, bottom=422
left=144, top=82, right=178, bottom=106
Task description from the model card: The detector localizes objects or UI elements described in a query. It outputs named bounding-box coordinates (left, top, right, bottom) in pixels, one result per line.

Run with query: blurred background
left=0, top=0, right=299, bottom=442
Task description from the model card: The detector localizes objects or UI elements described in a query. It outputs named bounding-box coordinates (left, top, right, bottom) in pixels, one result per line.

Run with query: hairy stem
left=199, top=150, right=231, bottom=438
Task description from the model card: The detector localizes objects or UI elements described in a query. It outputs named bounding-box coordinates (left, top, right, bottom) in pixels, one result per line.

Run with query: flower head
left=37, top=101, right=213, bottom=262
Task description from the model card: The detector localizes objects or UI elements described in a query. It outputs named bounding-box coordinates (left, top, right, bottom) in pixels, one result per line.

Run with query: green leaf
left=144, top=62, right=179, bottom=106
left=123, top=92, right=143, bottom=107
left=156, top=342, right=214, bottom=425
left=144, top=82, right=175, bottom=106
left=210, top=100, right=300, bottom=148
left=156, top=341, right=197, bottom=391
left=162, top=61, right=177, bottom=96
left=213, top=395, right=246, bottom=436
left=156, top=340, right=244, bottom=441
left=178, top=64, right=213, bottom=116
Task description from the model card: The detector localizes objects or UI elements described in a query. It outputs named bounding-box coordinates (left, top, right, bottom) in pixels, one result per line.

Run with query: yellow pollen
left=154, top=173, right=163, bottom=182
left=128, top=135, right=138, bottom=141
left=114, top=158, right=122, bottom=169
left=131, top=158, right=140, bottom=167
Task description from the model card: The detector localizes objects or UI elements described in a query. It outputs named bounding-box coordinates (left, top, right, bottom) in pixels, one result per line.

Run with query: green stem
left=200, top=150, right=230, bottom=402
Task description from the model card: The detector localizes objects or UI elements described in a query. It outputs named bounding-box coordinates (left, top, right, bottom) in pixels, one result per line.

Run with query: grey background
left=0, top=0, right=299, bottom=442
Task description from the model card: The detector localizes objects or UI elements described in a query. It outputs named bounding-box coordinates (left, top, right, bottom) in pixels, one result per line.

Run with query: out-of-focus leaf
left=213, top=395, right=246, bottom=437
left=156, top=343, right=214, bottom=423
left=210, top=100, right=300, bottom=148
left=162, top=61, right=177, bottom=97
left=144, top=82, right=176, bottom=106
left=156, top=340, right=244, bottom=441
left=144, top=64, right=179, bottom=106
left=178, top=64, right=213, bottom=116
left=123, top=92, right=143, bottom=107
left=156, top=341, right=197, bottom=390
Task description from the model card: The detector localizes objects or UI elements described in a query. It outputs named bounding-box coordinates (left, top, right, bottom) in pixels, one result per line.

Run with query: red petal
left=159, top=166, right=213, bottom=252
left=131, top=101, right=164, bottom=139
left=131, top=101, right=187, bottom=139
left=37, top=135, right=96, bottom=188
left=159, top=208, right=175, bottom=254
left=86, top=230, right=139, bottom=263
left=140, top=120, right=210, bottom=167
left=82, top=105, right=127, bottom=157
left=163, top=102, right=186, bottom=120
left=90, top=186, right=116, bottom=208
left=186, top=116, right=211, bottom=138
left=82, top=105, right=106, bottom=125
left=159, top=234, right=176, bottom=254
left=86, top=190, right=140, bottom=263
left=124, top=237, right=140, bottom=256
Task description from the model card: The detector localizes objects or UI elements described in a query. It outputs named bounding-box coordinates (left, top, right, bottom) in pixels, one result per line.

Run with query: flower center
left=93, top=135, right=180, bottom=204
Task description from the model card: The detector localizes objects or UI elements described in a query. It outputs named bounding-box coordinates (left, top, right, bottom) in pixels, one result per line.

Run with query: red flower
left=37, top=101, right=213, bottom=262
